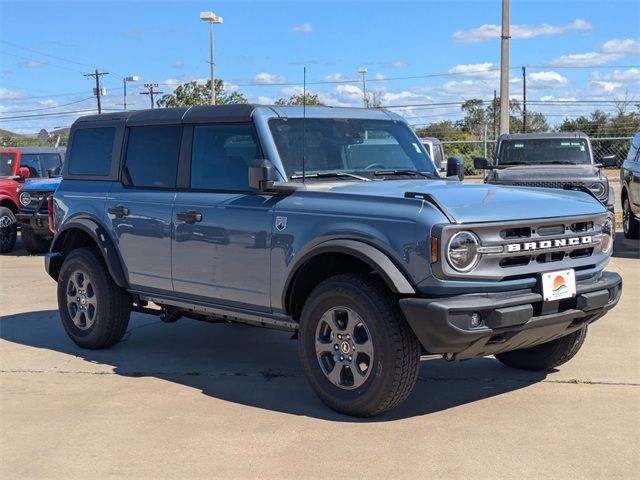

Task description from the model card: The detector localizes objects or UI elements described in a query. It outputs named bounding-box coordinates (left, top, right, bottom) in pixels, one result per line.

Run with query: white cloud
left=373, top=73, right=388, bottom=81
left=324, top=73, right=357, bottom=83
left=528, top=71, right=569, bottom=87
left=253, top=72, right=287, bottom=84
left=0, top=87, right=29, bottom=100
left=19, top=60, right=48, bottom=69
left=590, top=68, right=640, bottom=82
left=453, top=18, right=591, bottom=43
left=448, top=62, right=498, bottom=79
left=377, top=60, right=410, bottom=69
left=291, top=23, right=312, bottom=34
left=124, top=27, right=142, bottom=38
left=169, top=60, right=184, bottom=69
left=551, top=38, right=639, bottom=67
left=590, top=81, right=623, bottom=93
left=601, top=39, right=640, bottom=55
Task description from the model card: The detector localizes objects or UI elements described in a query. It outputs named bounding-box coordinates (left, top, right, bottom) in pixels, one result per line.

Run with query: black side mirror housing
left=600, top=154, right=616, bottom=167
left=249, top=159, right=278, bottom=191
left=473, top=157, right=489, bottom=170
left=446, top=156, right=465, bottom=181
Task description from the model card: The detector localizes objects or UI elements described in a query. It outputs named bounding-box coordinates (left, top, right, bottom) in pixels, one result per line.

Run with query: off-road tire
left=495, top=327, right=588, bottom=371
left=57, top=247, right=131, bottom=349
left=298, top=273, right=421, bottom=417
left=0, top=206, right=17, bottom=254
left=21, top=228, right=51, bottom=254
left=622, top=194, right=640, bottom=239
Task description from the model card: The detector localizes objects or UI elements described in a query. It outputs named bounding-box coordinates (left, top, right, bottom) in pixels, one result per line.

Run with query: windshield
left=498, top=139, right=591, bottom=166
left=269, top=118, right=437, bottom=179
left=0, top=153, right=16, bottom=176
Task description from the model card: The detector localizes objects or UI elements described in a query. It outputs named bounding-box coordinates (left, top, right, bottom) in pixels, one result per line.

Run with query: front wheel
left=495, top=327, right=588, bottom=371
left=298, top=273, right=420, bottom=417
left=0, top=207, right=17, bottom=254
left=622, top=195, right=640, bottom=239
left=57, top=247, right=131, bottom=349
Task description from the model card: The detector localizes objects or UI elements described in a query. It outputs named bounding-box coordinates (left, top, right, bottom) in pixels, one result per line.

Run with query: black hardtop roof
left=498, top=132, right=589, bottom=141
left=74, top=104, right=258, bottom=127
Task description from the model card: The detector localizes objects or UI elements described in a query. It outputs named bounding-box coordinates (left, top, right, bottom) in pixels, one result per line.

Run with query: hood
left=0, top=176, right=20, bottom=195
left=491, top=164, right=602, bottom=183
left=21, top=176, right=62, bottom=191
left=307, top=179, right=605, bottom=223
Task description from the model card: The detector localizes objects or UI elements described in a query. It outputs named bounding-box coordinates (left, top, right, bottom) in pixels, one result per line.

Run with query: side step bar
left=131, top=291, right=299, bottom=332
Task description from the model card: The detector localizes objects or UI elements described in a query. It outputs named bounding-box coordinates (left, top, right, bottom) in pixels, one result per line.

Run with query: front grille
left=512, top=181, right=581, bottom=189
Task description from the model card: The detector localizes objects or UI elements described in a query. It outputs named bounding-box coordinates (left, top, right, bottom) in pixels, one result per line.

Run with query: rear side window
left=20, top=154, right=44, bottom=177
left=68, top=127, right=115, bottom=176
left=42, top=153, right=63, bottom=175
left=124, top=126, right=182, bottom=188
left=0, top=153, right=16, bottom=176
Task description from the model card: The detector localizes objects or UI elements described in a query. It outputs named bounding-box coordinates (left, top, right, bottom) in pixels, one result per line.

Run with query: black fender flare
left=283, top=239, right=416, bottom=311
left=48, top=217, right=128, bottom=288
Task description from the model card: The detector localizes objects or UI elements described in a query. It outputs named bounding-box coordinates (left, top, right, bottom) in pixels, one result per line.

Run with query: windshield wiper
left=373, top=169, right=440, bottom=179
left=290, top=171, right=370, bottom=181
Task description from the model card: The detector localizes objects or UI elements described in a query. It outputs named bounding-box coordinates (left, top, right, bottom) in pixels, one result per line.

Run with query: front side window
left=0, top=153, right=16, bottom=176
left=124, top=126, right=182, bottom=188
left=190, top=124, right=262, bottom=191
left=498, top=139, right=591, bottom=166
left=68, top=127, right=115, bottom=176
left=269, top=118, right=436, bottom=179
left=20, top=154, right=44, bottom=177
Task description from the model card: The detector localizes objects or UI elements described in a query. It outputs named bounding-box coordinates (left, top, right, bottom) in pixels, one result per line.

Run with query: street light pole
left=358, top=67, right=368, bottom=108
left=200, top=11, right=223, bottom=105
left=499, top=0, right=510, bottom=135
left=123, top=75, right=140, bottom=112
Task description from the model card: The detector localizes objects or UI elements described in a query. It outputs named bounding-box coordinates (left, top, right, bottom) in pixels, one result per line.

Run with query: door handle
left=108, top=205, right=130, bottom=218
left=176, top=210, right=203, bottom=224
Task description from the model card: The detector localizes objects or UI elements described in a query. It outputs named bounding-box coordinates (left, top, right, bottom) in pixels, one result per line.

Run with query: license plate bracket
left=541, top=269, right=576, bottom=302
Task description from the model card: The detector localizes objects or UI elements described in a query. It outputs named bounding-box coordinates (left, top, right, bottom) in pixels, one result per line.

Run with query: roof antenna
left=302, top=67, right=307, bottom=184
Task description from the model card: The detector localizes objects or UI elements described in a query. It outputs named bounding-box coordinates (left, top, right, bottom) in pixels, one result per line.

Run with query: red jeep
left=0, top=147, right=65, bottom=253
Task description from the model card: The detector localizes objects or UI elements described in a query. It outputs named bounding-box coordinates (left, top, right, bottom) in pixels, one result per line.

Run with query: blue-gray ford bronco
left=45, top=105, right=621, bottom=417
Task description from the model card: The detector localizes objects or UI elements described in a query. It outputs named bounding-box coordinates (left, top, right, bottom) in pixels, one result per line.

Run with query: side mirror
left=473, top=157, right=489, bottom=170
left=600, top=154, right=616, bottom=167
left=446, top=156, right=465, bottom=181
left=249, top=159, right=278, bottom=191
left=18, top=167, right=30, bottom=179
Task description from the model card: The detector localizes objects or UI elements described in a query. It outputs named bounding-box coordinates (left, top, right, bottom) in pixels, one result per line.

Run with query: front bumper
left=16, top=212, right=51, bottom=237
left=399, top=271, right=622, bottom=360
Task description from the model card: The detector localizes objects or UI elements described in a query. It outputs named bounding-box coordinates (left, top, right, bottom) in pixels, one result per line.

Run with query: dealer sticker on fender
left=542, top=269, right=576, bottom=302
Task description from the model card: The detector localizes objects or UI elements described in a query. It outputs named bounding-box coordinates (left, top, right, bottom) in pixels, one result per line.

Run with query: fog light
left=470, top=312, right=482, bottom=328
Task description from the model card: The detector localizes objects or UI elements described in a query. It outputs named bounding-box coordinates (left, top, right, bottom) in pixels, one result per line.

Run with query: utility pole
left=522, top=66, right=527, bottom=133
left=499, top=0, right=510, bottom=135
left=493, top=89, right=497, bottom=139
left=83, top=69, right=109, bottom=114
left=140, top=83, right=163, bottom=109
left=358, top=67, right=368, bottom=108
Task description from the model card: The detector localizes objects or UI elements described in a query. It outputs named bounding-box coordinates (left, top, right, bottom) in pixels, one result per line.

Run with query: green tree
left=460, top=99, right=487, bottom=137
left=157, top=80, right=247, bottom=107
left=274, top=93, right=325, bottom=106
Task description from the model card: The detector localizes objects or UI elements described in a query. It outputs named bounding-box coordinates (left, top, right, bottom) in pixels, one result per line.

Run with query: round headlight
left=588, top=182, right=606, bottom=199
left=447, top=231, right=481, bottom=272
left=19, top=192, right=31, bottom=206
left=600, top=218, right=614, bottom=254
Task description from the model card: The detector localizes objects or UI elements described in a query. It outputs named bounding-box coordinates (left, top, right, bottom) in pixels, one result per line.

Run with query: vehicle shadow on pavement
left=1, top=309, right=549, bottom=422
left=612, top=232, right=640, bottom=259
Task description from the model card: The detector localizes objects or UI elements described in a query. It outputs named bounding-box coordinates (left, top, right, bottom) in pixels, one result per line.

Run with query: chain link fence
left=441, top=136, right=632, bottom=175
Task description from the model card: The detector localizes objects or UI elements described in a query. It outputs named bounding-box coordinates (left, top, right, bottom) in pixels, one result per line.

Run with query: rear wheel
left=0, top=207, right=17, bottom=254
left=622, top=195, right=640, bottom=239
left=57, top=247, right=131, bottom=349
left=21, top=228, right=51, bottom=254
left=298, top=273, right=420, bottom=417
left=495, top=327, right=588, bottom=371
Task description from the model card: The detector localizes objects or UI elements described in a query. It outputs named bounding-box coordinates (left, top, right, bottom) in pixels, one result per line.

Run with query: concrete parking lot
left=1, top=234, right=638, bottom=479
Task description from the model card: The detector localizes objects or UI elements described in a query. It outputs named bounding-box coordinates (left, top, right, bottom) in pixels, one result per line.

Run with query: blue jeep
left=17, top=175, right=62, bottom=253
left=45, top=105, right=621, bottom=416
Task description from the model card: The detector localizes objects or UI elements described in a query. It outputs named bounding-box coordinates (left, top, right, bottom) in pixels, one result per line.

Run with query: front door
left=171, top=123, right=273, bottom=310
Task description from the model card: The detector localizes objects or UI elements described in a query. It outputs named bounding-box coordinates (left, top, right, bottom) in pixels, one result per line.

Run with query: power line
left=0, top=97, right=94, bottom=114
left=140, top=83, right=163, bottom=108
left=84, top=70, right=109, bottom=114
left=1, top=40, right=95, bottom=68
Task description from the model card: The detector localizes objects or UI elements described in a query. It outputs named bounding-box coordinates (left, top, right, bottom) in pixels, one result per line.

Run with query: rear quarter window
left=67, top=127, right=115, bottom=176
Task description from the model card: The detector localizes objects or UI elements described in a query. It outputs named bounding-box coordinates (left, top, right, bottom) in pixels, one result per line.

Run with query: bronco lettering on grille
left=506, top=236, right=593, bottom=253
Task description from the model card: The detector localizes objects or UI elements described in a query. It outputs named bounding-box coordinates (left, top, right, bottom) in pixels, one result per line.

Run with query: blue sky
left=1, top=0, right=639, bottom=133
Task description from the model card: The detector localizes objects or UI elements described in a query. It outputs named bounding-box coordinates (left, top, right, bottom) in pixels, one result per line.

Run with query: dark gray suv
left=620, top=132, right=640, bottom=238
left=45, top=105, right=621, bottom=416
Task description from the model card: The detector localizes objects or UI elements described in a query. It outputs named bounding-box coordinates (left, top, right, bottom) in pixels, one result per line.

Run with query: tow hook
left=443, top=353, right=455, bottom=362
left=160, top=308, right=182, bottom=323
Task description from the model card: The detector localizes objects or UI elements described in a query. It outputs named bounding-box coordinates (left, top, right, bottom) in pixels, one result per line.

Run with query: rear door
left=105, top=125, right=182, bottom=293
left=171, top=123, right=273, bottom=310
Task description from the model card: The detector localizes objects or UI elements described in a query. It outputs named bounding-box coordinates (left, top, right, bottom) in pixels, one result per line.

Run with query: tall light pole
left=499, top=0, right=510, bottom=134
left=200, top=11, right=223, bottom=105
left=357, top=67, right=368, bottom=108
left=123, top=75, right=140, bottom=112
